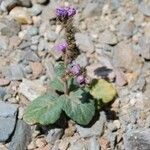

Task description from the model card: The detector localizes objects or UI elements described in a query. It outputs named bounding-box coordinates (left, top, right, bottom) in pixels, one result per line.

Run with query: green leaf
left=62, top=89, right=95, bottom=125
left=90, top=79, right=117, bottom=103
left=54, top=63, right=65, bottom=77
left=50, top=77, right=64, bottom=92
left=23, top=92, right=63, bottom=125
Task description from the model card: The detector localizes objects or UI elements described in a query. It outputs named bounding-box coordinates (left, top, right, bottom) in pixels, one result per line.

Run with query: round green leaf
left=62, top=90, right=95, bottom=125
left=90, top=79, right=117, bottom=103
left=23, top=92, right=63, bottom=125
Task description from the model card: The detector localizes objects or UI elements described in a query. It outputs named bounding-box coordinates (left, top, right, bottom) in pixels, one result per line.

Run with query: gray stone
left=68, top=138, right=87, bottom=150
left=145, top=115, right=150, bottom=128
left=46, top=128, right=63, bottom=144
left=9, top=120, right=31, bottom=150
left=31, top=35, right=40, bottom=44
left=0, top=102, right=17, bottom=142
left=30, top=4, right=42, bottom=16
left=27, top=26, right=39, bottom=36
left=81, top=0, right=106, bottom=18
left=39, top=21, right=51, bottom=35
left=44, top=31, right=58, bottom=42
left=75, top=33, right=94, bottom=53
left=30, top=44, right=38, bottom=51
left=0, top=0, right=17, bottom=11
left=107, top=122, right=118, bottom=132
left=119, top=21, right=135, bottom=38
left=43, top=58, right=55, bottom=80
left=88, top=137, right=100, bottom=150
left=0, top=101, right=18, bottom=117
left=99, top=30, right=118, bottom=45
left=124, top=129, right=150, bottom=150
left=82, top=2, right=100, bottom=18
left=41, top=2, right=56, bottom=21
left=18, top=0, right=32, bottom=7
left=115, top=69, right=127, bottom=86
left=0, top=36, right=9, bottom=54
left=3, top=64, right=25, bottom=80
left=38, top=37, right=45, bottom=51
left=76, top=111, right=106, bottom=138
left=19, top=41, right=31, bottom=49
left=138, top=1, right=150, bottom=17
left=111, top=0, right=122, bottom=11
left=0, top=87, right=6, bottom=100
left=24, top=65, right=32, bottom=74
left=113, top=42, right=143, bottom=72
left=0, top=117, right=16, bottom=142
left=20, top=50, right=40, bottom=62
left=138, top=37, right=150, bottom=60
left=0, top=18, right=20, bottom=37
left=18, top=78, right=46, bottom=101
left=106, top=132, right=117, bottom=150
left=75, top=53, right=88, bottom=67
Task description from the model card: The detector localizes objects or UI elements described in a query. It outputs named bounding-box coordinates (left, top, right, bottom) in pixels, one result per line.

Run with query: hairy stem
left=64, top=49, right=69, bottom=95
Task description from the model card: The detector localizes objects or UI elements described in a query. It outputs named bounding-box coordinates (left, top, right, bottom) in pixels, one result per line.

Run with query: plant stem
left=64, top=49, right=69, bottom=95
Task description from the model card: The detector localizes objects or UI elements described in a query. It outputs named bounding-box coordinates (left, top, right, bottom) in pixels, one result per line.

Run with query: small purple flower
left=56, top=6, right=76, bottom=20
left=55, top=42, right=68, bottom=53
left=56, top=7, right=68, bottom=18
left=67, top=7, right=76, bottom=17
left=76, top=75, right=85, bottom=85
left=70, top=64, right=80, bottom=75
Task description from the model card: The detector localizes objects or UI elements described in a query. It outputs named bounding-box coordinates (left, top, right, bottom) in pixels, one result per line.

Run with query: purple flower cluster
left=70, top=64, right=86, bottom=85
left=70, top=64, right=80, bottom=75
left=55, top=42, right=68, bottom=53
left=76, top=75, right=85, bottom=85
left=56, top=6, right=76, bottom=20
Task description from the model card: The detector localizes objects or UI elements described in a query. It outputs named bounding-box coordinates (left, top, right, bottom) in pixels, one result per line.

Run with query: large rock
left=0, top=101, right=18, bottom=117
left=138, top=1, right=150, bottom=17
left=18, top=0, right=32, bottom=7
left=9, top=120, right=31, bottom=150
left=20, top=50, right=40, bottom=62
left=0, top=117, right=16, bottom=142
left=3, top=64, right=25, bottom=80
left=99, top=30, right=118, bottom=45
left=0, top=0, right=32, bottom=11
left=46, top=128, right=63, bottom=144
left=0, top=101, right=18, bottom=142
left=124, top=129, right=150, bottom=150
left=75, top=33, right=94, bottom=53
left=76, top=111, right=106, bottom=138
left=0, top=87, right=6, bottom=100
left=0, top=0, right=17, bottom=11
left=119, top=21, right=135, bottom=38
left=9, top=7, right=32, bottom=25
left=18, top=78, right=46, bottom=101
left=138, top=37, right=150, bottom=60
left=113, top=42, right=143, bottom=72
left=0, top=35, right=9, bottom=55
left=0, top=18, right=20, bottom=37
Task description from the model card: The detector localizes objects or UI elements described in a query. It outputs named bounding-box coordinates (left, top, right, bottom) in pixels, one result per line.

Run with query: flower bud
left=56, top=6, right=76, bottom=20
left=55, top=42, right=68, bottom=53
left=70, top=64, right=80, bottom=75
left=76, top=75, right=85, bottom=85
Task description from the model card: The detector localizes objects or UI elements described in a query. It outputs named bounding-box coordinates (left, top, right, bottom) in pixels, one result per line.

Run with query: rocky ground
left=0, top=0, right=150, bottom=150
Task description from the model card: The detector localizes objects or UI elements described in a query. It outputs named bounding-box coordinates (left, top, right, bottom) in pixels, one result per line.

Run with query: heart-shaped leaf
left=54, top=63, right=65, bottom=77
left=50, top=77, right=64, bottom=92
left=23, top=92, right=63, bottom=125
left=62, top=89, right=95, bottom=125
left=90, top=79, right=117, bottom=103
